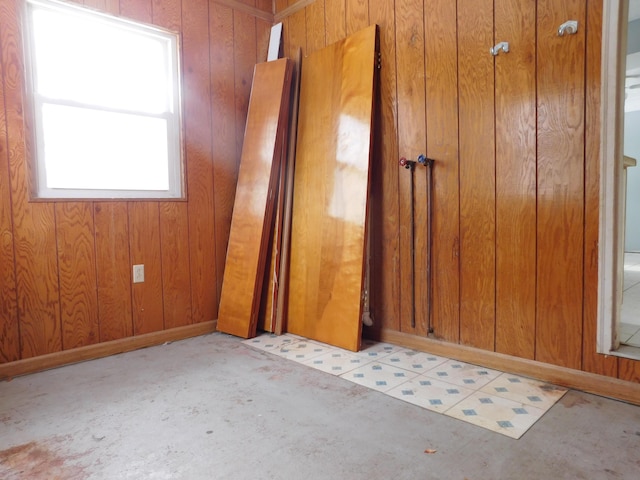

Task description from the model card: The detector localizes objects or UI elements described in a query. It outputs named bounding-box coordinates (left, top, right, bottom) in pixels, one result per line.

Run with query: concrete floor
left=1, top=333, right=640, bottom=480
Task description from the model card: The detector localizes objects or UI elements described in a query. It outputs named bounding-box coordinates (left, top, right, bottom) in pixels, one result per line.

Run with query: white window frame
left=23, top=0, right=185, bottom=200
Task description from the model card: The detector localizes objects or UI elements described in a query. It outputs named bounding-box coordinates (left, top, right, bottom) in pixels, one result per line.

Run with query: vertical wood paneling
left=129, top=202, right=164, bottom=334
left=457, top=0, right=496, bottom=350
left=536, top=0, right=586, bottom=369
left=395, top=0, right=427, bottom=336
left=184, top=0, right=216, bottom=324
left=211, top=3, right=236, bottom=309
left=618, top=358, right=640, bottom=383
left=0, top=30, right=19, bottom=363
left=94, top=203, right=133, bottom=342
left=494, top=0, right=537, bottom=359
left=369, top=0, right=399, bottom=332
left=256, top=0, right=272, bottom=62
left=583, top=0, right=617, bottom=376
left=305, top=0, right=325, bottom=54
left=1, top=0, right=61, bottom=359
left=288, top=7, right=306, bottom=55
left=345, top=0, right=368, bottom=35
left=57, top=203, right=99, bottom=349
left=424, top=0, right=459, bottom=343
left=325, top=0, right=346, bottom=44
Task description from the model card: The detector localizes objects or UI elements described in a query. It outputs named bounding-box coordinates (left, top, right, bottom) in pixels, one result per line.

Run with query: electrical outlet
left=133, top=264, right=145, bottom=283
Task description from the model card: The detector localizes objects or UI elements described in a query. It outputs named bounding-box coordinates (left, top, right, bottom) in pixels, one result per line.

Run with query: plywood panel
left=494, top=0, right=537, bottom=359
left=368, top=0, right=399, bottom=332
left=288, top=7, right=306, bottom=56
left=218, top=58, right=293, bottom=338
left=183, top=0, right=217, bottom=324
left=305, top=0, right=325, bottom=54
left=457, top=0, right=495, bottom=351
left=94, top=203, right=133, bottom=342
left=211, top=3, right=236, bottom=310
left=287, top=25, right=377, bottom=351
left=325, top=0, right=346, bottom=45
left=1, top=0, right=61, bottom=359
left=395, top=0, right=427, bottom=336
left=536, top=0, right=586, bottom=369
left=256, top=0, right=272, bottom=62
left=57, top=203, right=99, bottom=349
left=618, top=358, right=640, bottom=383
left=346, top=0, right=368, bottom=35
left=582, top=0, right=617, bottom=376
left=0, top=34, right=19, bottom=363
left=424, top=0, right=459, bottom=343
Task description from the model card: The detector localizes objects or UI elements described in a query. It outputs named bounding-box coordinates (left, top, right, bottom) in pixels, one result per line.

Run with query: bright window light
left=24, top=0, right=184, bottom=199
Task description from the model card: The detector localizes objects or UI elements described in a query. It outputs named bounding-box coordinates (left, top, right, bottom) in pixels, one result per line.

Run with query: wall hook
left=490, top=41, right=509, bottom=56
left=558, top=20, right=578, bottom=36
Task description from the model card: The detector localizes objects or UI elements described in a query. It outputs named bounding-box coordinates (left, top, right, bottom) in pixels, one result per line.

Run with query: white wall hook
left=558, top=20, right=578, bottom=36
left=490, top=41, right=509, bottom=56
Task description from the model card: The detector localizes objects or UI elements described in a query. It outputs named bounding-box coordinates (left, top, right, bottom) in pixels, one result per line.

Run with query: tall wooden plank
left=305, top=0, right=325, bottom=54
left=129, top=202, right=164, bottom=335
left=395, top=0, right=427, bottom=336
left=218, top=59, right=293, bottom=338
left=368, top=0, right=399, bottom=333
left=494, top=0, right=537, bottom=359
left=1, top=0, right=61, bottom=359
left=346, top=0, right=368, bottom=35
left=57, top=203, right=99, bottom=349
left=457, top=0, right=495, bottom=350
left=424, top=0, right=460, bottom=343
left=211, top=3, right=236, bottom=311
left=94, top=203, right=133, bottom=342
left=0, top=27, right=19, bottom=363
left=583, top=0, right=617, bottom=376
left=536, top=0, right=586, bottom=369
left=184, top=0, right=216, bottom=324
left=288, top=26, right=377, bottom=351
left=325, top=0, right=346, bottom=45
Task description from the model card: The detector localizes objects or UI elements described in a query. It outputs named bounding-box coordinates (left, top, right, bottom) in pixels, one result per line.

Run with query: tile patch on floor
left=242, top=333, right=567, bottom=439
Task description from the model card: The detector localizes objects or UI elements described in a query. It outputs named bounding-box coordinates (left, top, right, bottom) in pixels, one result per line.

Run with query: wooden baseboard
left=0, top=321, right=217, bottom=381
left=373, top=329, right=640, bottom=406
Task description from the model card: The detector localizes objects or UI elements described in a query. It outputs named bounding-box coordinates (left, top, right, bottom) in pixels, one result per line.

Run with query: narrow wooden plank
left=218, top=58, right=293, bottom=338
left=324, top=0, right=345, bottom=45
left=287, top=25, right=378, bottom=351
left=183, top=0, right=217, bottom=324
left=346, top=0, right=368, bottom=35
left=1, top=0, right=61, bottom=359
left=211, top=3, right=236, bottom=310
left=94, top=203, right=133, bottom=342
left=56, top=203, right=99, bottom=349
left=457, top=0, right=495, bottom=351
left=129, top=202, right=164, bottom=335
left=305, top=0, right=325, bottom=54
left=0, top=26, right=19, bottom=363
left=424, top=0, right=459, bottom=343
left=618, top=358, right=640, bottom=383
left=494, top=0, right=537, bottom=359
left=583, top=0, right=617, bottom=376
left=395, top=0, right=427, bottom=335
left=536, top=0, right=586, bottom=369
left=368, top=0, right=399, bottom=333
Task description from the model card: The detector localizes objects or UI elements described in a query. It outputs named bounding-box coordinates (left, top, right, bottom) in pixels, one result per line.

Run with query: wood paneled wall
left=0, top=0, right=272, bottom=363
left=276, top=0, right=639, bottom=383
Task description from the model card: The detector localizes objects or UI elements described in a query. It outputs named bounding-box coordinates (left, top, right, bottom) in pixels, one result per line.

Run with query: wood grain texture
left=494, top=0, right=537, bottom=359
left=287, top=25, right=377, bottom=351
left=457, top=0, right=496, bottom=351
left=183, top=0, right=217, bottom=324
left=583, top=0, right=617, bottom=377
left=395, top=0, right=427, bottom=336
left=536, top=0, right=586, bottom=369
left=305, top=0, right=325, bottom=54
left=346, top=0, right=368, bottom=35
left=94, top=203, right=133, bottom=341
left=56, top=203, right=99, bottom=349
left=287, top=7, right=307, bottom=56
left=324, top=0, right=346, bottom=45
left=255, top=0, right=272, bottom=62
left=0, top=31, right=19, bottom=363
left=129, top=202, right=164, bottom=335
left=424, top=0, right=460, bottom=343
left=368, top=0, right=399, bottom=333
left=218, top=58, right=293, bottom=338
left=618, top=358, right=640, bottom=383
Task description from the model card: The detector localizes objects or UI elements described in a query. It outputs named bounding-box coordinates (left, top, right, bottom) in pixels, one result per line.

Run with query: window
left=23, top=0, right=184, bottom=199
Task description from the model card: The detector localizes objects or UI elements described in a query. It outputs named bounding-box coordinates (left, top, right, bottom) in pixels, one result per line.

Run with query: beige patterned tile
left=242, top=332, right=300, bottom=351
left=480, top=373, right=567, bottom=410
left=423, top=359, right=501, bottom=389
left=386, top=376, right=474, bottom=413
left=340, top=362, right=419, bottom=392
left=301, top=350, right=372, bottom=375
left=378, top=348, right=448, bottom=374
left=271, top=340, right=333, bottom=362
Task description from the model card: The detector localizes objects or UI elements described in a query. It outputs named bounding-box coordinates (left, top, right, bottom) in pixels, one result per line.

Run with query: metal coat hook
left=558, top=20, right=578, bottom=36
left=490, top=41, right=509, bottom=56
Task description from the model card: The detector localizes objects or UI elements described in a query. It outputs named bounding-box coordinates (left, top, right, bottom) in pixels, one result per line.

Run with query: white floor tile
left=422, top=359, right=501, bottom=389
left=386, top=376, right=474, bottom=413
left=301, top=350, right=372, bottom=375
left=270, top=340, right=333, bottom=362
left=340, top=362, right=419, bottom=393
left=242, top=332, right=300, bottom=351
left=354, top=339, right=403, bottom=360
left=480, top=373, right=567, bottom=410
left=378, top=348, right=449, bottom=374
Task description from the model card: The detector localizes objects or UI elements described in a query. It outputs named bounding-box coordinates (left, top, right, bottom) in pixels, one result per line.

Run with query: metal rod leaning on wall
left=418, top=155, right=435, bottom=335
left=399, top=156, right=416, bottom=329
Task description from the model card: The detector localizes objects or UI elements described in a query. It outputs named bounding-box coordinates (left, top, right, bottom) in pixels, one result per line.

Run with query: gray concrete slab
left=1, top=332, right=639, bottom=479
